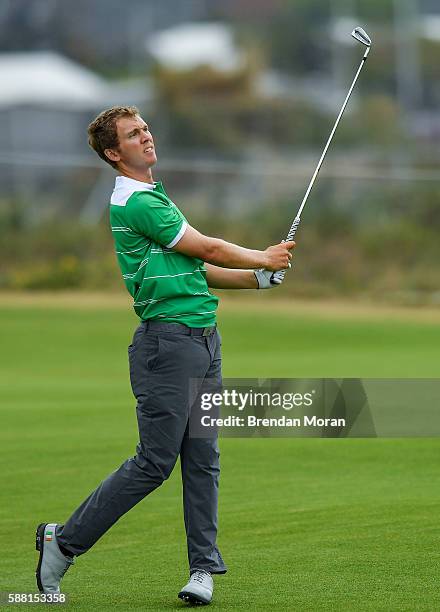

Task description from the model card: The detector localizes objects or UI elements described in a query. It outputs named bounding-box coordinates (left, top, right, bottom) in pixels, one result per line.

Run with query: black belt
left=141, top=320, right=216, bottom=337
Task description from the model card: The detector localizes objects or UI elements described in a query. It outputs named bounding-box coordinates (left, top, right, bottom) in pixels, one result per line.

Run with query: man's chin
left=146, top=154, right=157, bottom=166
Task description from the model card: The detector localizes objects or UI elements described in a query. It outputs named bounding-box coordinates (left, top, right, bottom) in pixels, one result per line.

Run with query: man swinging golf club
left=35, top=105, right=294, bottom=606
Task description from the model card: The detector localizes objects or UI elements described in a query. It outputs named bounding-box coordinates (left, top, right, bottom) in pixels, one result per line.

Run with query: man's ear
left=104, top=148, right=120, bottom=163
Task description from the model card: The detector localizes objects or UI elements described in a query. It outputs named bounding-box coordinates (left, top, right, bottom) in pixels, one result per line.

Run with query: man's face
left=108, top=115, right=157, bottom=171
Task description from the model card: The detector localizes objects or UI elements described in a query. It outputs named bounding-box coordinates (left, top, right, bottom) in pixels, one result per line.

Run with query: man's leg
left=56, top=326, right=212, bottom=556
left=180, top=330, right=227, bottom=575
left=180, top=437, right=226, bottom=573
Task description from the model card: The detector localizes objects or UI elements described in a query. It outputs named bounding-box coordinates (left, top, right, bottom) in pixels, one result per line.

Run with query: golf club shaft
left=271, top=45, right=370, bottom=285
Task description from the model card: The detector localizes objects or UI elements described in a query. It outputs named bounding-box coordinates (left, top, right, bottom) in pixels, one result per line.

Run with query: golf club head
left=351, top=27, right=371, bottom=47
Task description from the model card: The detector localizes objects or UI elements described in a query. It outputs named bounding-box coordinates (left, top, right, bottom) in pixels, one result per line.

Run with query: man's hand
left=254, top=264, right=291, bottom=289
left=262, top=241, right=295, bottom=272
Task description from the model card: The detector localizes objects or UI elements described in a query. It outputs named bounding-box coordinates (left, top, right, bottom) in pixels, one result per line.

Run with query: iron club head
left=351, top=27, right=371, bottom=47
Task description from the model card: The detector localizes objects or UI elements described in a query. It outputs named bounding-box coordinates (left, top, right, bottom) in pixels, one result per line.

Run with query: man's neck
left=119, top=167, right=154, bottom=184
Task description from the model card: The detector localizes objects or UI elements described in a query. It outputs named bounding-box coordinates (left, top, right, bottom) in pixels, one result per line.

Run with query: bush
left=1, top=193, right=440, bottom=305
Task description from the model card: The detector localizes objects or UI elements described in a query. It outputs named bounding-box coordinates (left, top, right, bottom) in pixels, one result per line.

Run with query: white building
left=0, top=51, right=152, bottom=158
left=0, top=51, right=153, bottom=217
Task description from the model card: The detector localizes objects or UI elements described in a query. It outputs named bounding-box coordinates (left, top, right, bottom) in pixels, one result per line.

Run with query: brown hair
left=87, top=105, right=140, bottom=168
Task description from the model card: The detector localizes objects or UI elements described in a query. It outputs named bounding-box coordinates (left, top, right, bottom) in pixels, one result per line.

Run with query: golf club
left=271, top=26, right=372, bottom=285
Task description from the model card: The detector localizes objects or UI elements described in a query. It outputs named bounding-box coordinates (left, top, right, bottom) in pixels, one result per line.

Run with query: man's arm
left=172, top=225, right=294, bottom=271
left=204, top=264, right=258, bottom=289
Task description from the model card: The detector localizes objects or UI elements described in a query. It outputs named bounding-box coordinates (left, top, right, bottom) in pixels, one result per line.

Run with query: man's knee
left=134, top=443, right=179, bottom=483
left=183, top=439, right=220, bottom=475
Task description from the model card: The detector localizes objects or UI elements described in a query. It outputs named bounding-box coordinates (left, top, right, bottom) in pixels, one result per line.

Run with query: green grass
left=0, top=296, right=439, bottom=611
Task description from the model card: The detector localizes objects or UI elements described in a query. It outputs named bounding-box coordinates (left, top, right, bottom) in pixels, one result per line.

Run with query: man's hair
left=87, top=105, right=140, bottom=169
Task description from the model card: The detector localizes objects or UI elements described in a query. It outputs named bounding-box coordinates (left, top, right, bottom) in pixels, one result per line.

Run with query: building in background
left=0, top=51, right=152, bottom=221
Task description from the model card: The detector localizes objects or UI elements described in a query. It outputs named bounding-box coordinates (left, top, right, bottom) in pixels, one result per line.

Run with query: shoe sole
left=35, top=522, right=48, bottom=593
left=178, top=590, right=211, bottom=605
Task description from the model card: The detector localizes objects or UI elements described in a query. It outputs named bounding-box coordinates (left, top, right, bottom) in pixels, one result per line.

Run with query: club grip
left=270, top=216, right=301, bottom=285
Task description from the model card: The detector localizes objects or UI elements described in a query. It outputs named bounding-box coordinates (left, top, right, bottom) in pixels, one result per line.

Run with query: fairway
left=1, top=293, right=439, bottom=611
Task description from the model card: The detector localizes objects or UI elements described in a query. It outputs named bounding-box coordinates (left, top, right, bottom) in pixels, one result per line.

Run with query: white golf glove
left=254, top=268, right=279, bottom=289
left=254, top=264, right=291, bottom=289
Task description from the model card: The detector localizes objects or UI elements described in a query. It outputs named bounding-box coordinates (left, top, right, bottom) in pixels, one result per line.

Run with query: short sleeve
left=124, top=191, right=187, bottom=248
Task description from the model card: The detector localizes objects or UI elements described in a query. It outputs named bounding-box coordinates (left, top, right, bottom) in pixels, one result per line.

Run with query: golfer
left=35, top=106, right=294, bottom=605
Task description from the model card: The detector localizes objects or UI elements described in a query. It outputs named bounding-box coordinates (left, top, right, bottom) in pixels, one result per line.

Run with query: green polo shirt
left=109, top=176, right=218, bottom=327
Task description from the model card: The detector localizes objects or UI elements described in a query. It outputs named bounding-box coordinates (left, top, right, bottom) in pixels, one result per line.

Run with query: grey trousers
left=56, top=321, right=227, bottom=575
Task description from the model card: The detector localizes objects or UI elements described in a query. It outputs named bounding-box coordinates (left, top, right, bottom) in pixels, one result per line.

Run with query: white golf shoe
left=178, top=570, right=213, bottom=605
left=35, top=523, right=74, bottom=594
